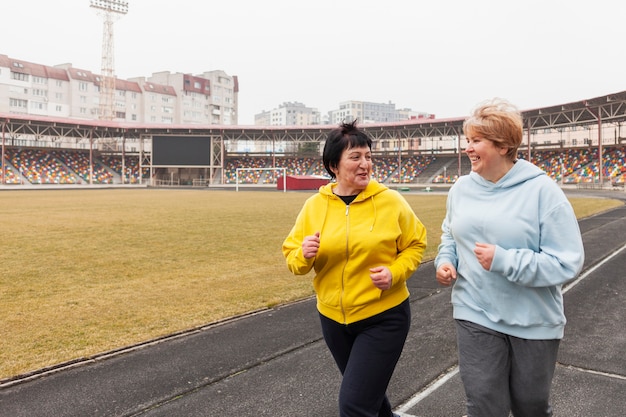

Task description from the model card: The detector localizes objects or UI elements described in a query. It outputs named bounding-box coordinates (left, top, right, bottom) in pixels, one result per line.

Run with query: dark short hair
left=322, top=120, right=372, bottom=179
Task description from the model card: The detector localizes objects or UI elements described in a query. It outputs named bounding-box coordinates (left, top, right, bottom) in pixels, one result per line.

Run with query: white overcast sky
left=3, top=0, right=626, bottom=125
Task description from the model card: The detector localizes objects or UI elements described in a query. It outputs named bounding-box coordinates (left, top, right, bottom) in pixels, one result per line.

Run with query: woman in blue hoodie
left=435, top=98, right=584, bottom=417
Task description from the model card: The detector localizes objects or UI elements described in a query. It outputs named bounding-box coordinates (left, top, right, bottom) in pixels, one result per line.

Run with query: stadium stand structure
left=2, top=147, right=623, bottom=187
left=3, top=148, right=144, bottom=185
left=1, top=90, right=626, bottom=188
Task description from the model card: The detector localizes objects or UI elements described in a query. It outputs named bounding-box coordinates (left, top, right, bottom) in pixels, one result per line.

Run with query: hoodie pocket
left=314, top=277, right=341, bottom=308
left=351, top=287, right=383, bottom=307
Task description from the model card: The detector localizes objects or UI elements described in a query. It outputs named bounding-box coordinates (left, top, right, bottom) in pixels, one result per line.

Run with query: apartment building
left=198, top=70, right=238, bottom=125
left=397, top=107, right=435, bottom=121
left=0, top=53, right=238, bottom=125
left=0, top=55, right=69, bottom=117
left=254, top=101, right=320, bottom=126
left=327, top=100, right=399, bottom=124
left=145, top=69, right=237, bottom=125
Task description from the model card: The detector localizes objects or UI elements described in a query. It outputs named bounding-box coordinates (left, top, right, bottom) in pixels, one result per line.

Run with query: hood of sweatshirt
left=317, top=179, right=389, bottom=234
left=318, top=178, right=389, bottom=200
left=469, top=158, right=545, bottom=190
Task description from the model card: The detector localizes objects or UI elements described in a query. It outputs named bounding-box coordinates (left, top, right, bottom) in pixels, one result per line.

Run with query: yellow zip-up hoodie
left=282, top=179, right=427, bottom=324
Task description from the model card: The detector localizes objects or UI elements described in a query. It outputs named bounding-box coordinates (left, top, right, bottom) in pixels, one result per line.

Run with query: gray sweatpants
left=455, top=319, right=560, bottom=417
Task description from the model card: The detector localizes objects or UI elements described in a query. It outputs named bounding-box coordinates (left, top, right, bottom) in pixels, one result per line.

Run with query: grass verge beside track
left=0, top=189, right=622, bottom=380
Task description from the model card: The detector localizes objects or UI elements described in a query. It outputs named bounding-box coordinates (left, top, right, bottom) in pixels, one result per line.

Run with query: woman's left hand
left=474, top=242, right=495, bottom=270
left=369, top=266, right=393, bottom=290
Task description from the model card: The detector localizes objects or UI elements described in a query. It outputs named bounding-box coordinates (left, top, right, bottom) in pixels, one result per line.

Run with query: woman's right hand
left=436, top=263, right=457, bottom=286
left=302, top=231, right=320, bottom=259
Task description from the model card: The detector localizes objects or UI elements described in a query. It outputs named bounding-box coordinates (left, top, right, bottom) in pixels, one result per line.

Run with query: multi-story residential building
left=328, top=100, right=400, bottom=125
left=115, top=79, right=144, bottom=122
left=327, top=101, right=435, bottom=125
left=0, top=54, right=238, bottom=125
left=0, top=55, right=69, bottom=117
left=197, top=70, right=238, bottom=125
left=54, top=64, right=145, bottom=122
left=130, top=77, right=178, bottom=124
left=397, top=107, right=435, bottom=121
left=254, top=101, right=320, bottom=126
left=254, top=110, right=271, bottom=126
left=146, top=71, right=210, bottom=125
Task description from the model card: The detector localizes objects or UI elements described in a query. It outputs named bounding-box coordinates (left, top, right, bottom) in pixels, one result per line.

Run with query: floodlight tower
left=90, top=0, right=128, bottom=120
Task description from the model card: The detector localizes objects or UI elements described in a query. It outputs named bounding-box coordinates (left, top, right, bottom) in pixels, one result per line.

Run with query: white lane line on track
left=394, top=366, right=459, bottom=415
left=558, top=364, right=626, bottom=381
left=563, top=242, right=626, bottom=294
left=394, top=242, right=626, bottom=417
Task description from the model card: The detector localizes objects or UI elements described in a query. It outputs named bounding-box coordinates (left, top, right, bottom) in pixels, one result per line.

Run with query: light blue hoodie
left=435, top=159, right=584, bottom=339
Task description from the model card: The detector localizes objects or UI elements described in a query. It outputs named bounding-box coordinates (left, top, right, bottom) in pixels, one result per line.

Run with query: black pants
left=319, top=299, right=410, bottom=417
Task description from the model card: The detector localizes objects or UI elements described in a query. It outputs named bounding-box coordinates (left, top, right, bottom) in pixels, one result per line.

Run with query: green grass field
left=0, top=189, right=622, bottom=380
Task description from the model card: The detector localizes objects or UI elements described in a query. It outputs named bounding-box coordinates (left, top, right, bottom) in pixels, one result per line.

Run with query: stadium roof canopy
left=2, top=90, right=626, bottom=144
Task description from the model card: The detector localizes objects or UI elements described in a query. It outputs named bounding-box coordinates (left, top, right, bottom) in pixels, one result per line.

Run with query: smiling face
left=462, top=99, right=523, bottom=183
left=464, top=129, right=513, bottom=183
left=330, top=146, right=372, bottom=195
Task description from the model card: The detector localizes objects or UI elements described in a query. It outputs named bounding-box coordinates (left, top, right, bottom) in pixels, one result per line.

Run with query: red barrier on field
left=277, top=175, right=330, bottom=190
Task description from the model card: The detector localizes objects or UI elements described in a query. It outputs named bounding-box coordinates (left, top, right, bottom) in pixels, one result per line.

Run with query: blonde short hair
left=463, top=98, right=523, bottom=161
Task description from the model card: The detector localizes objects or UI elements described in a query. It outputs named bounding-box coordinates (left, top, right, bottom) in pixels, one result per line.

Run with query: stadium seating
left=99, top=155, right=144, bottom=184
left=5, top=148, right=77, bottom=184
left=1, top=145, right=624, bottom=186
left=224, top=157, right=268, bottom=184
left=1, top=148, right=147, bottom=185
left=52, top=150, right=115, bottom=184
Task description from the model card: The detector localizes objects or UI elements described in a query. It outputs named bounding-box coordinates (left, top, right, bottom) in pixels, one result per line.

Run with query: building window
left=9, top=98, right=28, bottom=108
left=10, top=72, right=29, bottom=82
left=30, top=101, right=47, bottom=110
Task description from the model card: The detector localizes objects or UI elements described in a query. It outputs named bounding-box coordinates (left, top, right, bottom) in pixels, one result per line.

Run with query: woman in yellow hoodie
left=283, top=120, right=427, bottom=417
